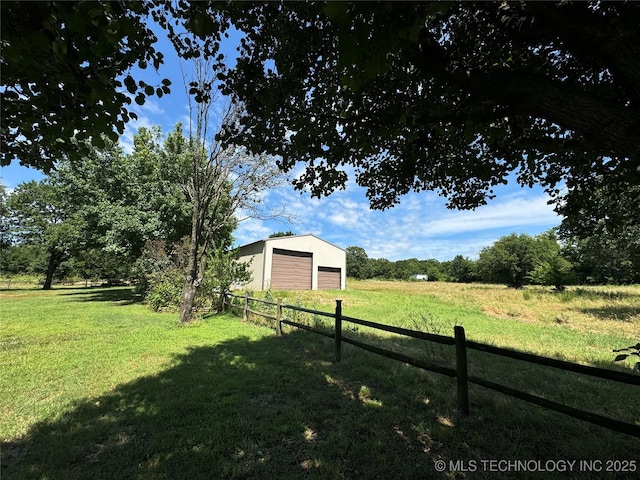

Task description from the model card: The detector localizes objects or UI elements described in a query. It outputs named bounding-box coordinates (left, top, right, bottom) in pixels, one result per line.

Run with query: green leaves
left=1, top=1, right=165, bottom=169
left=204, top=1, right=640, bottom=218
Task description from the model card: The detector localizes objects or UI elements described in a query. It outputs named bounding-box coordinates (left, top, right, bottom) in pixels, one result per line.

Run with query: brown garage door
left=318, top=267, right=341, bottom=289
left=271, top=248, right=312, bottom=290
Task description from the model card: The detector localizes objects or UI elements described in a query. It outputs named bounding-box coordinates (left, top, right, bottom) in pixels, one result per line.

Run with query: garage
left=236, top=234, right=346, bottom=291
left=318, top=266, right=342, bottom=289
left=271, top=248, right=312, bottom=290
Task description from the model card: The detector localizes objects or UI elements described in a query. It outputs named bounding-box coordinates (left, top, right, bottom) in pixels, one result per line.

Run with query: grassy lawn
left=1, top=283, right=639, bottom=479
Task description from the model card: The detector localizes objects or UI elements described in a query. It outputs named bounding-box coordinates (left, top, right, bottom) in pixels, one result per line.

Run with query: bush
left=146, top=272, right=183, bottom=312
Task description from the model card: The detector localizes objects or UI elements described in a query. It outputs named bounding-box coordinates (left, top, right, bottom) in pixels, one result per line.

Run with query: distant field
left=1, top=283, right=638, bottom=479
left=260, top=279, right=640, bottom=367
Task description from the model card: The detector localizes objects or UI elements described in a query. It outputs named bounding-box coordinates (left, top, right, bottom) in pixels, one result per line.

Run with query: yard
left=1, top=282, right=638, bottom=479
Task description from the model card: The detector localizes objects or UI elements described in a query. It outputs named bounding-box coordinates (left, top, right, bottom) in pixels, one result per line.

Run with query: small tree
left=202, top=244, right=252, bottom=311
left=178, top=61, right=288, bottom=323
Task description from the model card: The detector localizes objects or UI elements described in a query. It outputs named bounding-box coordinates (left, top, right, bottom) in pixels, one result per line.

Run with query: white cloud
left=235, top=179, right=562, bottom=262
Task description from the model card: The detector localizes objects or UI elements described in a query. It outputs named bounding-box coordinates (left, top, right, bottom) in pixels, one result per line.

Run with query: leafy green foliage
left=448, top=255, right=479, bottom=283
left=1, top=1, right=170, bottom=169
left=202, top=244, right=252, bottom=311
left=268, top=231, right=295, bottom=238
left=4, top=127, right=194, bottom=286
left=6, top=180, right=86, bottom=288
left=345, top=246, right=372, bottom=280
left=559, top=178, right=640, bottom=284
left=134, top=239, right=189, bottom=312
left=529, top=256, right=577, bottom=291
left=477, top=231, right=575, bottom=289
left=195, top=2, right=640, bottom=219
left=135, top=239, right=250, bottom=313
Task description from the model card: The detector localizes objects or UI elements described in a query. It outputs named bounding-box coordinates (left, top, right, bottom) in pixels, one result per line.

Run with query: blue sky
left=0, top=22, right=561, bottom=262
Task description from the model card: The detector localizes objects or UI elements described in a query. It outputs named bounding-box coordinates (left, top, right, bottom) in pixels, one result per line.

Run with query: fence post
left=455, top=326, right=470, bottom=414
left=276, top=298, right=283, bottom=336
left=243, top=292, right=248, bottom=321
left=334, top=299, right=343, bottom=363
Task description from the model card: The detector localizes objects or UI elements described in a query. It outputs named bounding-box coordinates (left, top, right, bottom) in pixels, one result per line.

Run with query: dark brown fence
left=225, top=293, right=640, bottom=438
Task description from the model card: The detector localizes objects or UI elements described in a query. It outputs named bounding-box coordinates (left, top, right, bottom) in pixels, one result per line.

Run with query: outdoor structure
left=410, top=274, right=429, bottom=281
left=235, top=234, right=346, bottom=291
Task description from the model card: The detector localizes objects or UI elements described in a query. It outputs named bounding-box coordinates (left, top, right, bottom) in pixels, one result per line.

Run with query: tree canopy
left=0, top=1, right=170, bottom=170
left=201, top=1, right=640, bottom=219
left=3, top=1, right=639, bottom=225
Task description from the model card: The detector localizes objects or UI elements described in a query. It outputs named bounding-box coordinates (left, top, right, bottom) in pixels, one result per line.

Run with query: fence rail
left=225, top=292, right=640, bottom=438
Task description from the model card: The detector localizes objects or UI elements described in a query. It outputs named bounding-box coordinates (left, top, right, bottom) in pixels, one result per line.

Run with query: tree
left=448, top=255, right=478, bottom=283
left=269, top=231, right=295, bottom=238
left=6, top=2, right=639, bottom=229
left=346, top=246, right=372, bottom=279
left=477, top=231, right=576, bottom=288
left=49, top=130, right=193, bottom=277
left=166, top=2, right=640, bottom=221
left=369, top=257, right=394, bottom=279
left=202, top=244, right=252, bottom=312
left=4, top=129, right=195, bottom=287
left=1, top=1, right=171, bottom=170
left=177, top=62, right=287, bottom=323
left=558, top=179, right=640, bottom=284
left=6, top=180, right=86, bottom=289
left=527, top=231, right=577, bottom=289
left=477, top=233, right=545, bottom=288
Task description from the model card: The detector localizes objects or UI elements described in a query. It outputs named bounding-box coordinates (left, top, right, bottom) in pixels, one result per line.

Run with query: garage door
left=318, top=267, right=341, bottom=289
left=271, top=248, right=312, bottom=290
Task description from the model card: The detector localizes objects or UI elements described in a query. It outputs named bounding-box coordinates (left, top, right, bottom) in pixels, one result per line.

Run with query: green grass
left=1, top=284, right=639, bottom=479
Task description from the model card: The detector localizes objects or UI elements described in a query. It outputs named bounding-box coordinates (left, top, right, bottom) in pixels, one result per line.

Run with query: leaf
left=614, top=354, right=628, bottom=362
left=135, top=94, right=145, bottom=105
left=122, top=76, right=137, bottom=94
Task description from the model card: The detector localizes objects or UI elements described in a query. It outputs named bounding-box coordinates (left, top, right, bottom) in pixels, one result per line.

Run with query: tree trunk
left=179, top=243, right=199, bottom=323
left=179, top=199, right=207, bottom=323
left=179, top=275, right=197, bottom=323
left=42, top=250, right=59, bottom=290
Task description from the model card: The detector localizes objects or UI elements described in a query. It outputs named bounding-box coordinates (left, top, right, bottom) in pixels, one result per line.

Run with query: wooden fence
left=224, top=292, right=640, bottom=438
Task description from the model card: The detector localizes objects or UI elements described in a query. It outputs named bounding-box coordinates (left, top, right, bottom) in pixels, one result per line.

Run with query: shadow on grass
left=2, top=328, right=451, bottom=480
left=571, top=287, right=640, bottom=301
left=577, top=305, right=639, bottom=322
left=3, top=317, right=638, bottom=480
left=59, top=287, right=144, bottom=306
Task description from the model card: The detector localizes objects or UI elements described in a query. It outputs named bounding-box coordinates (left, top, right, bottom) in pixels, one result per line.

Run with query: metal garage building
left=236, top=234, right=346, bottom=291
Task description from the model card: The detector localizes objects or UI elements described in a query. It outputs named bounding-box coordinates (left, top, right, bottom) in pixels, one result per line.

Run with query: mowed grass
left=1, top=283, right=639, bottom=479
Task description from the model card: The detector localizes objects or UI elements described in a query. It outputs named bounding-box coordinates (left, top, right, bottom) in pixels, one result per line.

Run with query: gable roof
left=237, top=233, right=345, bottom=252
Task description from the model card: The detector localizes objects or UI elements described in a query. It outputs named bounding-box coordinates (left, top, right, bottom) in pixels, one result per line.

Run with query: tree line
left=347, top=227, right=640, bottom=288
left=1, top=98, right=284, bottom=322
